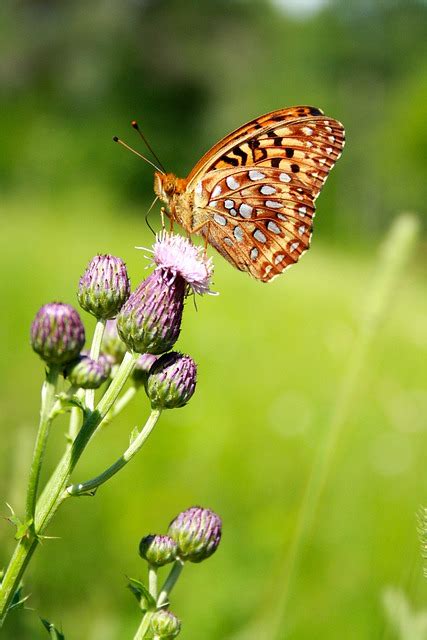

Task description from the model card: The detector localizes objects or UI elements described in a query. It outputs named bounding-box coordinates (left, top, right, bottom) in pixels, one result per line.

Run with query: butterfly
left=153, top=106, right=345, bottom=283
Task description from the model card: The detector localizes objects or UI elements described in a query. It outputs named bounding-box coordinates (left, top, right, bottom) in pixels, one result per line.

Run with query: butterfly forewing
left=185, top=110, right=344, bottom=281
left=154, top=106, right=345, bottom=281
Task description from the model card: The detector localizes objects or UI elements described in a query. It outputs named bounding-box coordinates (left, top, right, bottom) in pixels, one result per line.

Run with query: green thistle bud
left=78, top=254, right=130, bottom=320
left=132, top=353, right=158, bottom=387
left=30, top=302, right=85, bottom=366
left=101, top=319, right=127, bottom=364
left=150, top=609, right=181, bottom=639
left=145, top=352, right=196, bottom=410
left=168, top=507, right=222, bottom=563
left=139, top=534, right=177, bottom=567
left=66, top=354, right=111, bottom=389
left=117, top=270, right=185, bottom=355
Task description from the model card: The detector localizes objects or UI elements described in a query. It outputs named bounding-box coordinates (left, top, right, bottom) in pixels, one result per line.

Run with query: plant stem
left=133, top=611, right=153, bottom=640
left=104, top=386, right=138, bottom=423
left=148, top=565, right=158, bottom=601
left=86, top=318, right=106, bottom=410
left=25, top=365, right=60, bottom=525
left=157, top=559, right=184, bottom=608
left=66, top=409, right=161, bottom=495
left=132, top=560, right=184, bottom=640
left=0, top=350, right=138, bottom=625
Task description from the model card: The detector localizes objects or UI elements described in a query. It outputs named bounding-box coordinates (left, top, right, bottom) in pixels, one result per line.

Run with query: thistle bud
left=145, top=352, right=196, bottom=410
left=139, top=534, right=177, bottom=567
left=101, top=319, right=127, bottom=364
left=168, top=507, right=222, bottom=563
left=117, top=270, right=185, bottom=355
left=66, top=354, right=111, bottom=389
left=31, top=303, right=85, bottom=366
left=132, top=353, right=158, bottom=387
left=150, top=609, right=181, bottom=639
left=78, top=254, right=130, bottom=319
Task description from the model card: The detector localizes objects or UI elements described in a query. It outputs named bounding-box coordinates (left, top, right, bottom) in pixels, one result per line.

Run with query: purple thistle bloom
left=150, top=609, right=181, bottom=639
left=168, top=506, right=222, bottom=563
left=117, top=270, right=185, bottom=355
left=145, top=352, right=197, bottom=410
left=30, top=303, right=85, bottom=366
left=78, top=254, right=130, bottom=319
left=139, top=534, right=178, bottom=567
left=151, top=231, right=215, bottom=296
left=66, top=353, right=111, bottom=389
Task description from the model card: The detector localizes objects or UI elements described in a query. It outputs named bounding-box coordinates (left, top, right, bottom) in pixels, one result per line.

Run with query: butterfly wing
left=186, top=106, right=345, bottom=282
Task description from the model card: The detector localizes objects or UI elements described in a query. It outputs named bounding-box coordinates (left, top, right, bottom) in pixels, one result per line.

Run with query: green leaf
left=41, top=618, right=66, bottom=639
left=127, top=576, right=156, bottom=611
left=5, top=504, right=33, bottom=540
left=50, top=393, right=87, bottom=419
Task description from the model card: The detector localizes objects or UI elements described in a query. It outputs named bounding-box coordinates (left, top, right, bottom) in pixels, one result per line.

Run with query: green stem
left=67, top=392, right=84, bottom=445
left=0, top=350, right=138, bottom=625
left=133, top=611, right=153, bottom=640
left=86, top=318, right=106, bottom=411
left=101, top=385, right=138, bottom=426
left=148, top=565, right=158, bottom=601
left=157, top=559, right=184, bottom=608
left=66, top=409, right=161, bottom=496
left=25, top=365, right=60, bottom=525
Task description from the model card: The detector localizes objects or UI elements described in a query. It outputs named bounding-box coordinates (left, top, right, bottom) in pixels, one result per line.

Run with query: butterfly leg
left=189, top=220, right=211, bottom=256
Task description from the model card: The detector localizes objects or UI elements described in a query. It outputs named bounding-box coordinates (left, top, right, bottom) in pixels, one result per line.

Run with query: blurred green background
left=1, top=0, right=426, bottom=638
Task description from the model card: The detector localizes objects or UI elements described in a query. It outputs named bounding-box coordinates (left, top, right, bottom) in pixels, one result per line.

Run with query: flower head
left=151, top=231, right=214, bottom=295
left=145, top=352, right=197, bottom=409
left=117, top=270, right=185, bottom=355
left=30, top=303, right=85, bottom=366
left=168, top=506, right=222, bottom=563
left=66, top=353, right=111, bottom=389
left=150, top=609, right=181, bottom=639
left=139, top=534, right=178, bottom=567
left=78, top=254, right=130, bottom=319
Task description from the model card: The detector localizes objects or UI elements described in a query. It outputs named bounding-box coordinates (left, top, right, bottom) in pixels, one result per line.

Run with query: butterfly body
left=153, top=106, right=345, bottom=282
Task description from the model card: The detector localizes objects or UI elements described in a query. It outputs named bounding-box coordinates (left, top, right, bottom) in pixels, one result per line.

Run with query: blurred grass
left=0, top=191, right=426, bottom=638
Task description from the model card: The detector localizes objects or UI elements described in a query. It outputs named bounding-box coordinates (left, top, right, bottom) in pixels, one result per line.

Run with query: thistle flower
left=168, top=507, right=222, bottom=563
left=66, top=353, right=111, bottom=389
left=78, top=254, right=130, bottom=319
left=150, top=609, right=181, bottom=639
left=145, top=352, right=197, bottom=410
left=117, top=270, right=185, bottom=355
left=132, top=353, right=158, bottom=387
left=151, top=231, right=214, bottom=296
left=101, top=319, right=127, bottom=364
left=139, top=534, right=177, bottom=567
left=30, top=303, right=85, bottom=366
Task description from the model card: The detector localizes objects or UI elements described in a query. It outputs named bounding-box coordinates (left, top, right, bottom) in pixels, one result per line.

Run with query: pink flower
left=151, top=231, right=215, bottom=296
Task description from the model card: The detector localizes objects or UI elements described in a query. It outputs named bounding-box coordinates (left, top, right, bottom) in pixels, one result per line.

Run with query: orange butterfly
left=153, top=106, right=345, bottom=282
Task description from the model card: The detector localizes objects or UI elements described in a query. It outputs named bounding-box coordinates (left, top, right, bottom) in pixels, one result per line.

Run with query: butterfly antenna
left=144, top=196, right=159, bottom=236
left=112, top=136, right=164, bottom=174
left=131, top=120, right=166, bottom=174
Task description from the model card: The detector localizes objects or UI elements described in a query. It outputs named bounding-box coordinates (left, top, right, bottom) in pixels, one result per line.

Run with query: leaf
left=127, top=576, right=156, bottom=611
left=41, top=618, right=65, bottom=639
left=5, top=504, right=33, bottom=540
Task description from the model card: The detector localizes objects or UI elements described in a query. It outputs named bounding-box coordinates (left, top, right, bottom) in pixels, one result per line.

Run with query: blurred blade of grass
left=232, top=212, right=420, bottom=640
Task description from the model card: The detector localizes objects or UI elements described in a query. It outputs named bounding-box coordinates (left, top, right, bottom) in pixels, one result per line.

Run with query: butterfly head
left=154, top=172, right=187, bottom=204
